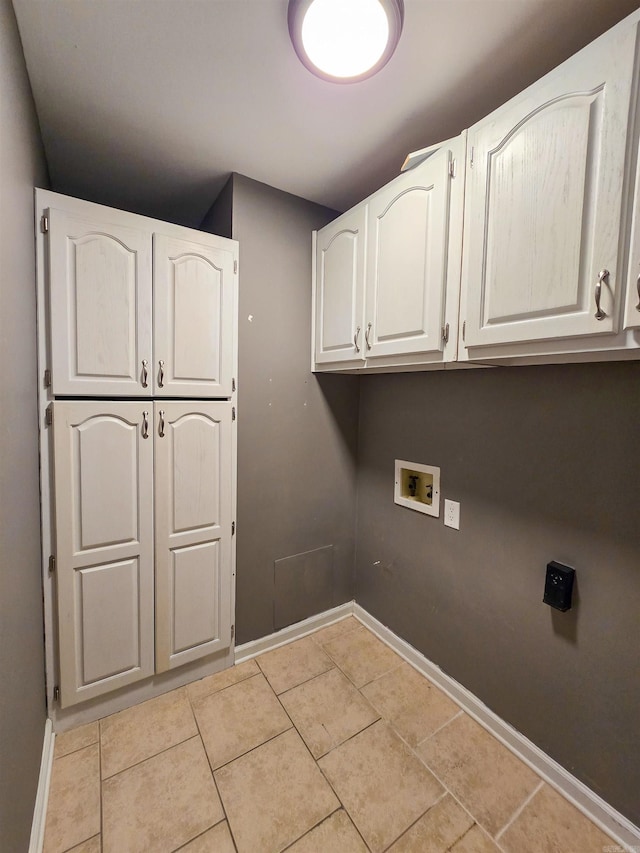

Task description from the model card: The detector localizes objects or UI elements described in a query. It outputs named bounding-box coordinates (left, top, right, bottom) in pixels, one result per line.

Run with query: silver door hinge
left=53, top=685, right=60, bottom=703
left=232, top=406, right=236, bottom=421
left=44, top=368, right=52, bottom=387
left=231, top=625, right=235, bottom=640
left=234, top=260, right=238, bottom=275
left=45, top=404, right=53, bottom=426
left=232, top=521, right=236, bottom=535
left=232, top=378, right=236, bottom=392
left=469, top=147, right=474, bottom=168
left=462, top=321, right=466, bottom=342
left=442, top=323, right=450, bottom=344
left=40, top=214, right=49, bottom=233
left=448, top=158, right=456, bottom=178
left=48, top=555, right=56, bottom=573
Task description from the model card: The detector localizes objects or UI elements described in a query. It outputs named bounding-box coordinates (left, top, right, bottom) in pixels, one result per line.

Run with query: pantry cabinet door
left=52, top=402, right=154, bottom=708
left=48, top=208, right=152, bottom=395
left=462, top=19, right=638, bottom=350
left=153, top=234, right=235, bottom=397
left=365, top=151, right=451, bottom=358
left=314, top=206, right=367, bottom=365
left=154, top=402, right=233, bottom=672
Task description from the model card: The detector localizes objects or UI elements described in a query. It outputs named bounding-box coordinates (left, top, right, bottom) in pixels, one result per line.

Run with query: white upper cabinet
left=48, top=207, right=152, bottom=396
left=365, top=150, right=451, bottom=359
left=154, top=401, right=233, bottom=672
left=314, top=205, right=367, bottom=365
left=41, top=191, right=237, bottom=397
left=313, top=137, right=464, bottom=372
left=154, top=234, right=235, bottom=397
left=624, top=140, right=640, bottom=331
left=461, top=17, right=639, bottom=354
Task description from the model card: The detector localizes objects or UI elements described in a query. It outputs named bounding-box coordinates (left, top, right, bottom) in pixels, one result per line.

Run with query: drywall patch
left=274, top=545, right=334, bottom=630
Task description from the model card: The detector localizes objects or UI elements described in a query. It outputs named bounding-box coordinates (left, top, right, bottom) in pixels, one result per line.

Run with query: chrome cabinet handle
left=595, top=269, right=608, bottom=320
left=365, top=322, right=372, bottom=350
left=636, top=273, right=640, bottom=311
left=141, top=359, right=149, bottom=388
left=158, top=410, right=165, bottom=438
left=158, top=359, right=165, bottom=387
left=353, top=326, right=361, bottom=353
left=142, top=411, right=149, bottom=439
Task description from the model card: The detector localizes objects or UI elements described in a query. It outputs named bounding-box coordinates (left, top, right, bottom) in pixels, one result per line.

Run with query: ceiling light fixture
left=288, top=0, right=404, bottom=83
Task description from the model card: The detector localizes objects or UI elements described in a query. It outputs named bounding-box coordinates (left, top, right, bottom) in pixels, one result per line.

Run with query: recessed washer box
left=394, top=460, right=440, bottom=517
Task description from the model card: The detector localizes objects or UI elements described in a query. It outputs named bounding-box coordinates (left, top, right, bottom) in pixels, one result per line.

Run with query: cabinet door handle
left=353, top=327, right=361, bottom=353
left=636, top=273, right=640, bottom=311
left=158, top=359, right=165, bottom=387
left=365, top=322, right=372, bottom=350
left=141, top=359, right=149, bottom=388
left=158, top=410, right=165, bottom=438
left=595, top=269, right=608, bottom=320
left=142, top=411, right=149, bottom=439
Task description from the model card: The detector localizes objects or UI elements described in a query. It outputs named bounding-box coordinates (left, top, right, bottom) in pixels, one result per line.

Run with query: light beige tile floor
left=43, top=618, right=618, bottom=853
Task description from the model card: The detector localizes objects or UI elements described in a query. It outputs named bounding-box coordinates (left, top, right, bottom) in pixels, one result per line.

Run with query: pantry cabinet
left=37, top=190, right=238, bottom=720
left=51, top=400, right=233, bottom=708
left=46, top=200, right=235, bottom=397
left=459, top=14, right=640, bottom=359
left=313, top=139, right=464, bottom=371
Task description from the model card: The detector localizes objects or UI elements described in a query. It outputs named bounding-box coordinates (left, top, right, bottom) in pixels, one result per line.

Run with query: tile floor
left=43, top=617, right=617, bottom=853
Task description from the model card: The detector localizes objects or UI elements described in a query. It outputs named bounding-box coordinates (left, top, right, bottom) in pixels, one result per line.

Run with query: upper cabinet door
left=462, top=20, right=638, bottom=349
left=52, top=401, right=155, bottom=707
left=153, top=234, right=235, bottom=397
left=365, top=151, right=451, bottom=358
left=48, top=208, right=152, bottom=395
left=314, top=206, right=367, bottom=365
left=624, top=141, right=640, bottom=330
left=154, top=401, right=233, bottom=672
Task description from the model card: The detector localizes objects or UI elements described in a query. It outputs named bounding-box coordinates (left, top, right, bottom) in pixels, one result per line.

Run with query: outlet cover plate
left=444, top=499, right=460, bottom=530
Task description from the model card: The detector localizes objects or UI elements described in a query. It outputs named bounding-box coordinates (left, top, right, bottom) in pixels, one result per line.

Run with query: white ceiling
left=12, top=0, right=640, bottom=228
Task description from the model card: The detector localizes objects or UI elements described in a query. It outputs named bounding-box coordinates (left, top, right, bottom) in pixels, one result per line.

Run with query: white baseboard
left=353, top=604, right=640, bottom=853
left=234, top=601, right=355, bottom=663
left=29, top=718, right=55, bottom=853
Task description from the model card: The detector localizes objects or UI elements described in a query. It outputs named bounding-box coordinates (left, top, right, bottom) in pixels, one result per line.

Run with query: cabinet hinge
left=234, top=259, right=238, bottom=275
left=45, top=404, right=53, bottom=426
left=442, top=323, right=450, bottom=344
left=232, top=378, right=236, bottom=393
left=40, top=214, right=49, bottom=233
left=53, top=685, right=60, bottom=703
left=448, top=158, right=456, bottom=179
left=48, top=555, right=56, bottom=573
left=232, top=406, right=236, bottom=421
left=232, top=521, right=236, bottom=535
left=462, top=321, right=466, bottom=342
left=469, top=147, right=474, bottom=168
left=44, top=368, right=52, bottom=388
left=231, top=625, right=235, bottom=641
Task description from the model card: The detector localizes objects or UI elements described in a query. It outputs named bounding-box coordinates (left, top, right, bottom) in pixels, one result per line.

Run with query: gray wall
left=224, top=175, right=359, bottom=643
left=0, top=0, right=49, bottom=848
left=355, top=362, right=640, bottom=825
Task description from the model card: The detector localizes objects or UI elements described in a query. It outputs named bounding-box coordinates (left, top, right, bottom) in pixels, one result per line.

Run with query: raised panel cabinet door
left=153, top=234, right=235, bottom=397
left=314, top=205, right=367, bottom=365
left=52, top=402, right=154, bottom=708
left=365, top=151, right=451, bottom=358
left=462, top=19, right=638, bottom=349
left=48, top=207, right=152, bottom=395
left=154, top=401, right=233, bottom=672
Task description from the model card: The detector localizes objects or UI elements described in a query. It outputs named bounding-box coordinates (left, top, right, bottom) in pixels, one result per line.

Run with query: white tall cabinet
left=37, top=190, right=238, bottom=720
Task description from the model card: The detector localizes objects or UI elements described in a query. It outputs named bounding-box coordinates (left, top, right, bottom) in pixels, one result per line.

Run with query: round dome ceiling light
left=288, top=0, right=404, bottom=83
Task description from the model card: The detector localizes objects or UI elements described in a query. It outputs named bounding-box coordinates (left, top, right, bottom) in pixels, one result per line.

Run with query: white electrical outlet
left=444, top=499, right=460, bottom=530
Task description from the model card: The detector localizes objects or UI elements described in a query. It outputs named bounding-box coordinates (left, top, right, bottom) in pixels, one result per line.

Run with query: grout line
left=495, top=779, right=545, bottom=841
left=278, top=807, right=344, bottom=853
left=170, top=817, right=235, bottom=853
left=380, top=791, right=450, bottom=852
left=100, top=733, right=203, bottom=782
left=414, top=709, right=464, bottom=750
left=185, top=664, right=259, bottom=707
